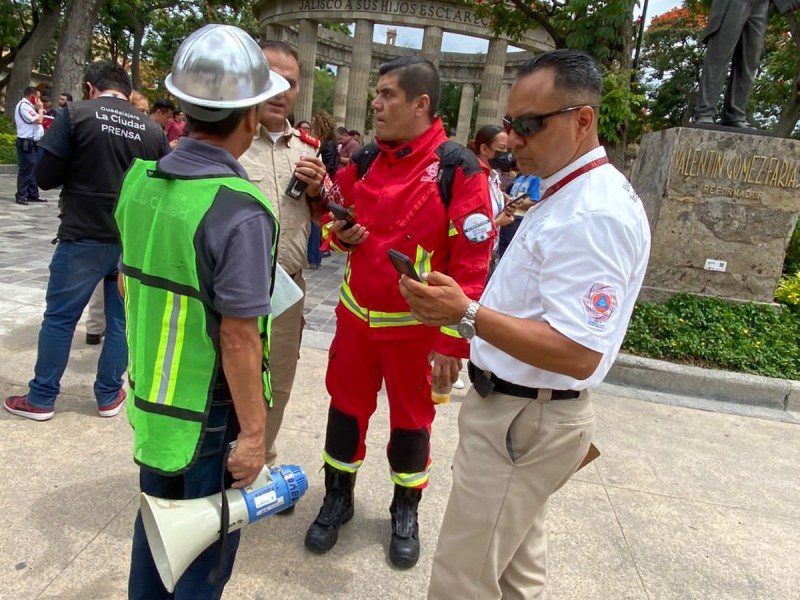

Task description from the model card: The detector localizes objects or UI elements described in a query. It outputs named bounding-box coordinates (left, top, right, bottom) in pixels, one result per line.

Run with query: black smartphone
left=285, top=147, right=323, bottom=199
left=387, top=249, right=421, bottom=282
left=327, top=201, right=355, bottom=230
left=504, top=192, right=529, bottom=210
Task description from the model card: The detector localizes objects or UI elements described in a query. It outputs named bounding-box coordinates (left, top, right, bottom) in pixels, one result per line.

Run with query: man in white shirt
left=13, top=86, right=45, bottom=205
left=400, top=49, right=651, bottom=600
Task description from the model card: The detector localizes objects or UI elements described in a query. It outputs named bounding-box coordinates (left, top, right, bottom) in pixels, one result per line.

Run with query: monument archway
left=254, top=0, right=555, bottom=141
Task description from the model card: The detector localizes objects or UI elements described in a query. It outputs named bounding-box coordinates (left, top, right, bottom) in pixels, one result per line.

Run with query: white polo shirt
left=14, top=98, right=43, bottom=141
left=471, top=146, right=651, bottom=390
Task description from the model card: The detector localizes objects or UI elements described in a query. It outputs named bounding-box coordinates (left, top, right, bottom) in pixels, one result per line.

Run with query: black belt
left=467, top=361, right=582, bottom=400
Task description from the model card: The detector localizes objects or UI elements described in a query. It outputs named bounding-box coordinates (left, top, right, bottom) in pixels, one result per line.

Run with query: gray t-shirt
left=156, top=137, right=274, bottom=319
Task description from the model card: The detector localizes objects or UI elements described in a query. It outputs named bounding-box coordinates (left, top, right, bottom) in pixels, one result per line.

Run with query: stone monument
left=631, top=128, right=800, bottom=304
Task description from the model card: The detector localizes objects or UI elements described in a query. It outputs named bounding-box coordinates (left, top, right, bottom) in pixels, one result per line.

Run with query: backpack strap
left=434, top=140, right=483, bottom=209
left=351, top=142, right=381, bottom=180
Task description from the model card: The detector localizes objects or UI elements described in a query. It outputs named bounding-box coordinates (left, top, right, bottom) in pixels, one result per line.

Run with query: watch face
left=457, top=321, right=476, bottom=339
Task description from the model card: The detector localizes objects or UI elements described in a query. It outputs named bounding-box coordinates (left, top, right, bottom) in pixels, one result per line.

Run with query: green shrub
left=623, top=293, right=799, bottom=380
left=0, top=115, right=15, bottom=135
left=775, top=272, right=800, bottom=306
left=0, top=132, right=16, bottom=164
left=784, top=220, right=800, bottom=275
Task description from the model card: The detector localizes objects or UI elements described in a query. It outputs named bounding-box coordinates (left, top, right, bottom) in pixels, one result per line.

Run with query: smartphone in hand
left=327, top=201, right=355, bottom=230
left=387, top=249, right=421, bottom=282
left=504, top=192, right=529, bottom=210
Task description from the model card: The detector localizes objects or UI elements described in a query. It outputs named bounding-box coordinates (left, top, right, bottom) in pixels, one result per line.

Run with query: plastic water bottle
left=431, top=374, right=453, bottom=404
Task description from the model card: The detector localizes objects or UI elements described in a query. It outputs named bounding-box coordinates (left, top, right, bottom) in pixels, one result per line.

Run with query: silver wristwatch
left=457, top=301, right=481, bottom=340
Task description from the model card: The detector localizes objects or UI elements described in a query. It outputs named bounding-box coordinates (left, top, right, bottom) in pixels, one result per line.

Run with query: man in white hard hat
left=116, top=25, right=288, bottom=599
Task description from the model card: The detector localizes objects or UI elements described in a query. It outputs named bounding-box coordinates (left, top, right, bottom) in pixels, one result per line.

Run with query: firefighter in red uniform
left=305, top=56, right=494, bottom=568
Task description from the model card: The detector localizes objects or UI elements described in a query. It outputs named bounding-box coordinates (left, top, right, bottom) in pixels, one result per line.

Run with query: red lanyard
left=539, top=157, right=609, bottom=202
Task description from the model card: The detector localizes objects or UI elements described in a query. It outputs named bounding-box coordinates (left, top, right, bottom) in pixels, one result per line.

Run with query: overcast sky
left=369, top=0, right=682, bottom=54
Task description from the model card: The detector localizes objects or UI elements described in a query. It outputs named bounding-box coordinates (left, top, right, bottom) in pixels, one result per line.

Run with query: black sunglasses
left=502, top=105, right=596, bottom=137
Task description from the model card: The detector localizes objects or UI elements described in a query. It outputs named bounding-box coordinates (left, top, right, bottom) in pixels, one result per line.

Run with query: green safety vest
left=115, top=159, right=279, bottom=475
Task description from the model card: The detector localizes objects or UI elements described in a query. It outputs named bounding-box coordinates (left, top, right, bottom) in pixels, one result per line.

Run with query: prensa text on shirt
left=673, top=147, right=800, bottom=190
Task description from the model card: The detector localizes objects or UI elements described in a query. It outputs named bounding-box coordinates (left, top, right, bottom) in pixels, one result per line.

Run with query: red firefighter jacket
left=324, top=118, right=494, bottom=358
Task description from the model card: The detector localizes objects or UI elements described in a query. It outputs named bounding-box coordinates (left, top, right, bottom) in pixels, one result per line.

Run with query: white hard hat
left=164, top=24, right=289, bottom=122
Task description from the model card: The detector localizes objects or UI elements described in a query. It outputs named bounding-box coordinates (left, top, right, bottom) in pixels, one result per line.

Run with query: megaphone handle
left=209, top=441, right=235, bottom=586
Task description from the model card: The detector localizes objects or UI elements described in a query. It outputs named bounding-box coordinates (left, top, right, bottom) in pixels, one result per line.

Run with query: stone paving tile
left=0, top=173, right=347, bottom=327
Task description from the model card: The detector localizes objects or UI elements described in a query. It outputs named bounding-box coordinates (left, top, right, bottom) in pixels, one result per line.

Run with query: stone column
left=498, top=82, right=512, bottom=121
left=264, top=24, right=285, bottom=43
left=455, top=83, right=475, bottom=145
left=346, top=19, right=374, bottom=133
left=295, top=19, right=318, bottom=123
left=421, top=26, right=443, bottom=69
left=476, top=38, right=508, bottom=130
left=333, top=65, right=350, bottom=126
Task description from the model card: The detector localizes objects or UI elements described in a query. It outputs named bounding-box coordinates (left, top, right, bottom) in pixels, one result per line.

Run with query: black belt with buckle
left=467, top=362, right=581, bottom=400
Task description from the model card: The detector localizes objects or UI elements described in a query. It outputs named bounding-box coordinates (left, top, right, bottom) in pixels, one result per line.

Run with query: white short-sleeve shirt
left=471, top=146, right=651, bottom=390
left=14, top=98, right=43, bottom=141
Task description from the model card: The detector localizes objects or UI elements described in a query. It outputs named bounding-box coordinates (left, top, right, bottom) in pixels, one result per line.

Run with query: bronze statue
left=694, top=0, right=799, bottom=128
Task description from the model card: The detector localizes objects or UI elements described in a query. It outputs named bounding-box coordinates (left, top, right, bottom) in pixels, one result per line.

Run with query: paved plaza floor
left=0, top=178, right=798, bottom=599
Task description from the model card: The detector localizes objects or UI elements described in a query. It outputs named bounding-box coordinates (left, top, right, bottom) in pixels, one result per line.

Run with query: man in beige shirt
left=239, top=41, right=328, bottom=505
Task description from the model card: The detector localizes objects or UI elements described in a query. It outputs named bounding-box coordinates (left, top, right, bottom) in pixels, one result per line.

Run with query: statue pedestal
left=630, top=127, right=800, bottom=304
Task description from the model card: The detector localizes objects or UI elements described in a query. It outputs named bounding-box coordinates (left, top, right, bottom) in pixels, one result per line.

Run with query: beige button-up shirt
left=239, top=121, right=318, bottom=275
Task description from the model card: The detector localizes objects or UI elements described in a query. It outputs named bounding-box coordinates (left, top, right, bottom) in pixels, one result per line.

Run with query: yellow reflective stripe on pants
left=391, top=468, right=431, bottom=488
left=369, top=311, right=421, bottom=327
left=323, top=451, right=362, bottom=473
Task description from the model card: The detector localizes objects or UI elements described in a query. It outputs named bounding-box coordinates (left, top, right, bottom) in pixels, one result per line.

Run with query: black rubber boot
left=389, top=485, right=422, bottom=568
left=304, top=464, right=356, bottom=554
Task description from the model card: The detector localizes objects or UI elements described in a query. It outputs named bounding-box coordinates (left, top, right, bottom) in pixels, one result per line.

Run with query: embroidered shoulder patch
left=462, top=213, right=493, bottom=243
left=420, top=161, right=440, bottom=183
left=582, top=284, right=618, bottom=329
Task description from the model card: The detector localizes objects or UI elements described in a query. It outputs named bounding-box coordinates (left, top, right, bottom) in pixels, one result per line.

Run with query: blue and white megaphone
left=140, top=463, right=308, bottom=592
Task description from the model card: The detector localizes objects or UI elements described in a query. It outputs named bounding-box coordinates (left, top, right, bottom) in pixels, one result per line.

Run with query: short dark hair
left=348, top=130, right=360, bottom=137
left=41, top=96, right=51, bottom=103
left=336, top=127, right=349, bottom=137
left=23, top=86, right=38, bottom=97
left=151, top=98, right=175, bottom=113
left=378, top=56, right=440, bottom=120
left=85, top=60, right=132, bottom=97
left=185, top=106, right=255, bottom=138
left=60, top=92, right=73, bottom=101
left=517, top=50, right=602, bottom=105
left=259, top=40, right=299, bottom=63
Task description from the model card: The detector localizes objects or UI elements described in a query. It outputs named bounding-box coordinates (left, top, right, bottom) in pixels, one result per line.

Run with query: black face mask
left=489, top=151, right=514, bottom=171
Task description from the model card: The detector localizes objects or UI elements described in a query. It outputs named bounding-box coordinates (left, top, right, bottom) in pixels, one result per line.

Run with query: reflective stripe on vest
left=148, top=291, right=188, bottom=406
left=391, top=467, right=431, bottom=488
left=323, top=451, right=362, bottom=473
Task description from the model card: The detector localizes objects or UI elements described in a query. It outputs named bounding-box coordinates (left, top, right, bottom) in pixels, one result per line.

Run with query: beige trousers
left=86, top=283, right=105, bottom=335
left=265, top=272, right=306, bottom=466
left=428, top=387, right=594, bottom=600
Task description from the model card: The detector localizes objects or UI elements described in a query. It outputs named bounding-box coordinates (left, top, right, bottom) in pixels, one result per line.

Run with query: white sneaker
left=452, top=378, right=465, bottom=390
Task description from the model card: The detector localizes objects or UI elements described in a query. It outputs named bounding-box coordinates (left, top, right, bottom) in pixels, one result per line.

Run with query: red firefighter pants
left=324, top=310, right=439, bottom=489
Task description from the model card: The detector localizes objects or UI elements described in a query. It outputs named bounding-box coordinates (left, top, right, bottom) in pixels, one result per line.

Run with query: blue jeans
left=129, top=400, right=241, bottom=600
left=15, top=138, right=39, bottom=201
left=27, top=240, right=127, bottom=409
left=307, top=222, right=322, bottom=267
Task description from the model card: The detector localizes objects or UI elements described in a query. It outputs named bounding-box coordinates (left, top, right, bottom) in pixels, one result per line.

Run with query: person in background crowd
left=305, top=56, right=494, bottom=569
left=467, top=125, right=516, bottom=264
left=148, top=98, right=174, bottom=129
left=498, top=172, right=541, bottom=259
left=348, top=129, right=361, bottom=144
left=13, top=86, right=44, bottom=206
left=296, top=120, right=312, bottom=132
left=335, top=126, right=361, bottom=168
left=129, top=91, right=149, bottom=114
left=238, top=40, right=329, bottom=488
left=307, top=110, right=339, bottom=268
left=119, top=25, right=285, bottom=598
left=400, top=49, right=651, bottom=600
left=41, top=96, right=57, bottom=131
left=3, top=61, right=168, bottom=422
left=164, top=107, right=185, bottom=147
left=57, top=92, right=73, bottom=109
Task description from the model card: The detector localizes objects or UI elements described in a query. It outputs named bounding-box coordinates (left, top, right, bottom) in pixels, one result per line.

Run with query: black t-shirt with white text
left=39, top=95, right=168, bottom=242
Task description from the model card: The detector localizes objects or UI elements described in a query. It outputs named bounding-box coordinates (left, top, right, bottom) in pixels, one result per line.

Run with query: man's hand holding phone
left=328, top=201, right=368, bottom=246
